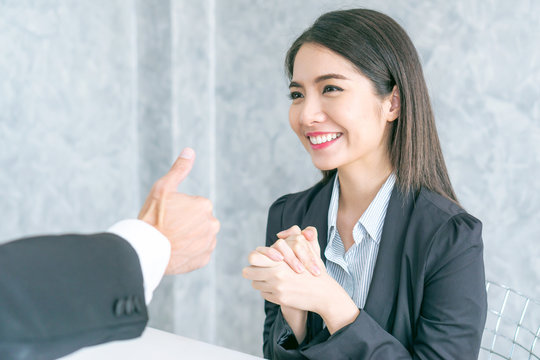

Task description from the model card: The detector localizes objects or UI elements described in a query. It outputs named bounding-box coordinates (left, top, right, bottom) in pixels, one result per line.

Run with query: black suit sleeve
left=264, top=207, right=486, bottom=359
left=263, top=195, right=309, bottom=360
left=304, top=214, right=485, bottom=359
left=0, top=233, right=148, bottom=360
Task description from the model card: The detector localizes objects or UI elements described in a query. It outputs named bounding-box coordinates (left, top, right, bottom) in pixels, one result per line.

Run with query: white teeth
left=309, top=133, right=340, bottom=145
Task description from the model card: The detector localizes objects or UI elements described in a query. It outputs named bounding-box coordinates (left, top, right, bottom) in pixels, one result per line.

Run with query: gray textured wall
left=1, top=0, right=539, bottom=357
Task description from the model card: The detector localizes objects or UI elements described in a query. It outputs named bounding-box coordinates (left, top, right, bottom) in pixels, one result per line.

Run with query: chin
left=310, top=157, right=340, bottom=171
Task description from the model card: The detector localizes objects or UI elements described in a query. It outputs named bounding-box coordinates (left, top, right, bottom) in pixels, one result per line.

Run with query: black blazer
left=263, top=175, right=487, bottom=359
left=0, top=233, right=148, bottom=360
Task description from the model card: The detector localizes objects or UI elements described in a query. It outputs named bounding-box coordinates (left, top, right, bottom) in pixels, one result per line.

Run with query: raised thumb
left=161, top=147, right=195, bottom=192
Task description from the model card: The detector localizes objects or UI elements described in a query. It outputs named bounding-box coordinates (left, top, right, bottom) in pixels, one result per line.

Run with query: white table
left=61, top=327, right=264, bottom=360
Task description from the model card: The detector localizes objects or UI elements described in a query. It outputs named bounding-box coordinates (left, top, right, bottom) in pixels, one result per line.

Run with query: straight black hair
left=285, top=9, right=457, bottom=202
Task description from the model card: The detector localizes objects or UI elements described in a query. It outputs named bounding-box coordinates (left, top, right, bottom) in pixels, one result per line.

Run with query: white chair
left=479, top=281, right=540, bottom=359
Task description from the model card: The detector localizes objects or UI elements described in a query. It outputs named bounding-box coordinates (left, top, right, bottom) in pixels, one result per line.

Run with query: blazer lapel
left=295, top=176, right=415, bottom=336
left=297, top=176, right=335, bottom=338
left=363, top=187, right=415, bottom=330
left=300, top=175, right=335, bottom=263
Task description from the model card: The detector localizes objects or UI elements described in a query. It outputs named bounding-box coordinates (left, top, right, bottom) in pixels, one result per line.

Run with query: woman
left=243, top=9, right=487, bottom=359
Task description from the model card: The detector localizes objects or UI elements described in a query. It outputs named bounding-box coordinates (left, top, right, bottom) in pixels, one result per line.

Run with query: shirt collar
left=327, top=173, right=396, bottom=245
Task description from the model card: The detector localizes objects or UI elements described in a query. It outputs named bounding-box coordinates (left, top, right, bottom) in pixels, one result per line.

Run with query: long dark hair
left=285, top=9, right=457, bottom=202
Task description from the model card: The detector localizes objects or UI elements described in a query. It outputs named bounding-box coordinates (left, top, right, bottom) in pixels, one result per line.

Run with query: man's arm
left=0, top=148, right=220, bottom=360
left=0, top=232, right=148, bottom=360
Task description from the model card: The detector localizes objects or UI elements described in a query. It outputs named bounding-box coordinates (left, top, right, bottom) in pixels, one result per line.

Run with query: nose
left=298, top=95, right=326, bottom=126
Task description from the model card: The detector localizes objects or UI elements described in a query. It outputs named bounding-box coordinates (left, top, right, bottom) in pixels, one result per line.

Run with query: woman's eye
left=288, top=91, right=303, bottom=100
left=322, top=85, right=343, bottom=94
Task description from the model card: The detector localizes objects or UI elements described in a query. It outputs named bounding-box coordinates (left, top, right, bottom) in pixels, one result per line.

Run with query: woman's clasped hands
left=243, top=226, right=325, bottom=310
left=242, top=225, right=360, bottom=340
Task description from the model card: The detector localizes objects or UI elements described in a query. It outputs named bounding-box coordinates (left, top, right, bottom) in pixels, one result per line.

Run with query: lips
left=306, top=132, right=342, bottom=149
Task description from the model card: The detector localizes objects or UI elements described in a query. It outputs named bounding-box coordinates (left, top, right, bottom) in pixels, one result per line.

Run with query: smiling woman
left=242, top=8, right=487, bottom=360
left=287, top=43, right=398, bottom=182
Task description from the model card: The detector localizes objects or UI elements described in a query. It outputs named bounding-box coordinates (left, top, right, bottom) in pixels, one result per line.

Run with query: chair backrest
left=479, top=281, right=540, bottom=359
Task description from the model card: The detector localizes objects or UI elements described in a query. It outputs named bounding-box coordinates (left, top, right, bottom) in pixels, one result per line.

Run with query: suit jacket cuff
left=267, top=308, right=314, bottom=359
left=300, top=310, right=410, bottom=359
left=108, top=219, right=171, bottom=304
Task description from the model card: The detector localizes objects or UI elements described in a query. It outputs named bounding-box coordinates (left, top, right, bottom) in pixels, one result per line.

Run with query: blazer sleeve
left=300, top=213, right=487, bottom=360
left=265, top=209, right=486, bottom=359
left=0, top=233, right=148, bottom=360
left=263, top=195, right=311, bottom=360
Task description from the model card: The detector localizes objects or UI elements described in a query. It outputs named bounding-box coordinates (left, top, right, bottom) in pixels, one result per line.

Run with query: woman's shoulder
left=416, top=187, right=481, bottom=225
left=409, top=188, right=485, bottom=282
left=414, top=187, right=483, bottom=248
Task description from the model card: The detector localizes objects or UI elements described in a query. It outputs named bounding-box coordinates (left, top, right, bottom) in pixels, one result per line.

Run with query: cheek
left=344, top=103, right=384, bottom=138
left=288, top=106, right=301, bottom=136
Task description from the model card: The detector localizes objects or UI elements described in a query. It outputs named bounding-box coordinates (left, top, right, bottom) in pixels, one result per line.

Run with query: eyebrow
left=289, top=73, right=350, bottom=88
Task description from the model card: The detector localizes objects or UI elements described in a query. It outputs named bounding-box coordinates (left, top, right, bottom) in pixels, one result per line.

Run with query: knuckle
left=207, top=239, right=217, bottom=252
left=152, top=179, right=167, bottom=194
left=291, top=241, right=303, bottom=251
left=193, top=196, right=211, bottom=210
left=255, top=246, right=268, bottom=255
left=201, top=254, right=212, bottom=267
left=203, top=198, right=213, bottom=212
left=275, top=270, right=286, bottom=282
left=247, top=250, right=259, bottom=263
left=274, top=239, right=286, bottom=248
left=284, top=257, right=298, bottom=269
left=281, top=256, right=293, bottom=267
left=206, top=227, right=215, bottom=239
left=212, top=219, right=221, bottom=232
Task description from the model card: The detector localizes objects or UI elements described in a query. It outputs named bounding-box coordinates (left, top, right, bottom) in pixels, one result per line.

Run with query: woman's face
left=288, top=43, right=398, bottom=172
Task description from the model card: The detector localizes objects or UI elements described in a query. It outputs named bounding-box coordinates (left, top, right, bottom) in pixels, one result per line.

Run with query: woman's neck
left=337, top=158, right=393, bottom=216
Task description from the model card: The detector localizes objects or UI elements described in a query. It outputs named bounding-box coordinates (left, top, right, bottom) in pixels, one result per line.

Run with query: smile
left=306, top=132, right=342, bottom=149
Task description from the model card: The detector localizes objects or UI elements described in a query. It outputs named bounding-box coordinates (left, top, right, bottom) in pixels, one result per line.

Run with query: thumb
left=276, top=225, right=301, bottom=239
left=160, top=147, right=196, bottom=192
left=302, top=226, right=320, bottom=254
left=302, top=226, right=318, bottom=242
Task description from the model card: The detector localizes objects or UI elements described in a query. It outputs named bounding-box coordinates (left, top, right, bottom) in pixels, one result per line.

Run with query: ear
left=386, top=85, right=400, bottom=122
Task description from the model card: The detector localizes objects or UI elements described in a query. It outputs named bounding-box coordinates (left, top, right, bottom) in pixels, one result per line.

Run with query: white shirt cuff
left=108, top=219, right=171, bottom=304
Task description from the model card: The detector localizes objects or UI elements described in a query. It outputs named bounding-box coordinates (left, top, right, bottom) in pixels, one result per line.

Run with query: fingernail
left=276, top=230, right=285, bottom=237
left=303, top=229, right=314, bottom=238
left=294, top=259, right=305, bottom=273
left=180, top=148, right=195, bottom=159
left=311, top=265, right=321, bottom=276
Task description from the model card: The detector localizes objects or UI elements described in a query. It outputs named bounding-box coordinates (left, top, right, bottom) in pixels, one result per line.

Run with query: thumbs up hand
left=138, top=148, right=220, bottom=274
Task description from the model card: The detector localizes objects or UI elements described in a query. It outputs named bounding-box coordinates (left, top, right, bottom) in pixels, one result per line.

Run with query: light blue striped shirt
left=324, top=173, right=396, bottom=309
